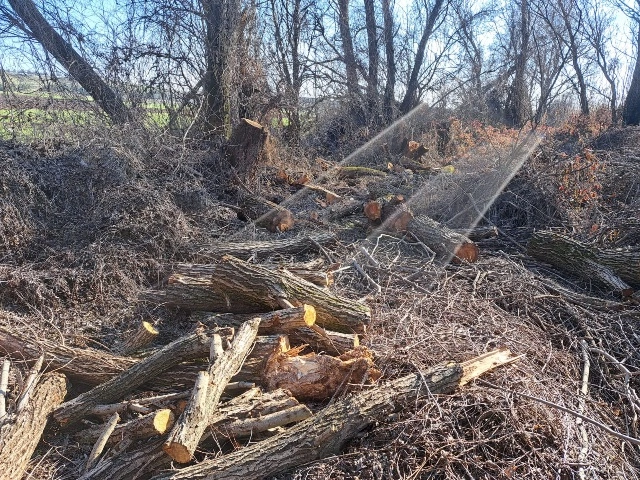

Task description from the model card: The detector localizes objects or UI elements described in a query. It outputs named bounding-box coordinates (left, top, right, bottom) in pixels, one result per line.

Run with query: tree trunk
left=624, top=21, right=640, bottom=125
left=528, top=230, right=638, bottom=297
left=149, top=363, right=463, bottom=480
left=504, top=0, right=531, bottom=127
left=382, top=0, right=396, bottom=123
left=364, top=0, right=379, bottom=124
left=0, top=373, right=68, bottom=480
left=399, top=0, right=446, bottom=114
left=7, top=0, right=132, bottom=124
left=145, top=256, right=370, bottom=334
left=225, top=119, right=271, bottom=178
left=337, top=0, right=363, bottom=123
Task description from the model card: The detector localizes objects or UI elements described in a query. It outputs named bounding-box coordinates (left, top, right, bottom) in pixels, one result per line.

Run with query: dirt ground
left=0, top=122, right=639, bottom=479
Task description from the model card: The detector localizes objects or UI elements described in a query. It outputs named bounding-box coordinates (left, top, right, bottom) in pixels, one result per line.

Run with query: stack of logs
left=0, top=245, right=514, bottom=480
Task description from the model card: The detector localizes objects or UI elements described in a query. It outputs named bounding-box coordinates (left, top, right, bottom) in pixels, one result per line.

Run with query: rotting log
left=119, top=321, right=159, bottom=354
left=290, top=327, right=359, bottom=355
left=53, top=329, right=212, bottom=427
left=163, top=319, right=261, bottom=463
left=194, top=233, right=336, bottom=261
left=149, top=362, right=463, bottom=480
left=145, top=255, right=370, bottom=334
left=225, top=118, right=271, bottom=178
left=197, top=305, right=316, bottom=334
left=264, top=345, right=381, bottom=401
left=528, top=230, right=639, bottom=295
left=0, top=372, right=67, bottom=480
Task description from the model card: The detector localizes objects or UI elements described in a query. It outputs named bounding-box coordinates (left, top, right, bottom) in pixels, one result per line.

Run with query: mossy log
left=528, top=230, right=637, bottom=296
left=0, top=373, right=68, bottom=480
left=145, top=255, right=370, bottom=334
left=149, top=362, right=463, bottom=480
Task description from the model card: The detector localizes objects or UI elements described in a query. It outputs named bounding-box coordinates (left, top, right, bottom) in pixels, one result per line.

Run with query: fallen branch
left=85, top=412, right=120, bottom=473
left=53, top=329, right=212, bottom=427
left=163, top=319, right=260, bottom=463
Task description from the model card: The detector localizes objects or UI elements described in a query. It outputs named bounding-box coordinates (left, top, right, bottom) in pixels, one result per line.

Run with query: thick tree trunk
left=382, top=0, right=396, bottom=123
left=0, top=373, right=67, bottom=480
left=364, top=0, right=379, bottom=124
left=53, top=329, right=213, bottom=427
left=149, top=363, right=463, bottom=480
left=225, top=119, right=271, bottom=178
left=623, top=21, right=640, bottom=125
left=504, top=0, right=531, bottom=127
left=145, top=256, right=370, bottom=333
left=7, top=0, right=132, bottom=124
left=528, top=230, right=638, bottom=296
left=337, top=0, right=363, bottom=123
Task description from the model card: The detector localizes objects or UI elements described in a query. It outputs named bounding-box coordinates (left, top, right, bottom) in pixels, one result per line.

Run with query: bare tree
left=4, top=0, right=132, bottom=124
left=504, top=0, right=532, bottom=127
left=381, top=0, right=397, bottom=123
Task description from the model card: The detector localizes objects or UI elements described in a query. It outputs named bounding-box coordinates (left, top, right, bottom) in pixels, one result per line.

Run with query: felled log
left=195, top=234, right=336, bottom=260
left=146, top=255, right=370, bottom=334
left=364, top=195, right=406, bottom=223
left=163, top=319, right=260, bottom=463
left=385, top=209, right=479, bottom=263
left=281, top=267, right=333, bottom=288
left=454, top=225, right=499, bottom=241
left=82, top=388, right=307, bottom=480
left=290, top=327, right=359, bottom=355
left=149, top=362, right=463, bottom=480
left=326, top=197, right=365, bottom=221
left=264, top=346, right=381, bottom=401
left=0, top=372, right=67, bottom=480
left=234, top=334, right=290, bottom=383
left=225, top=118, right=271, bottom=178
left=528, top=230, right=639, bottom=296
left=119, top=321, right=159, bottom=354
left=338, top=166, right=387, bottom=178
left=76, top=408, right=175, bottom=445
left=198, top=305, right=316, bottom=334
left=237, top=190, right=295, bottom=232
left=53, top=329, right=213, bottom=427
left=0, top=321, right=136, bottom=386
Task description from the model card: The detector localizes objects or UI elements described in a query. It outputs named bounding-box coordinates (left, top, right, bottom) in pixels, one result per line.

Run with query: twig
left=16, top=355, right=44, bottom=413
left=477, top=379, right=640, bottom=446
left=577, top=340, right=590, bottom=480
left=0, top=358, right=9, bottom=419
left=352, top=259, right=382, bottom=294
left=358, top=246, right=380, bottom=268
left=85, top=412, right=120, bottom=473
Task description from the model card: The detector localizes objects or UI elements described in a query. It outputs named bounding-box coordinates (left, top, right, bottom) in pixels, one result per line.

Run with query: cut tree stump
left=0, top=372, right=67, bottom=480
left=225, top=118, right=271, bottom=178
left=145, top=255, right=370, bottom=334
left=53, top=329, right=213, bottom=427
left=149, top=362, right=463, bottom=480
left=163, top=318, right=261, bottom=463
left=528, top=230, right=639, bottom=296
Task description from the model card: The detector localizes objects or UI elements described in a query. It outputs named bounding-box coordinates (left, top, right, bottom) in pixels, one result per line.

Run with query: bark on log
left=145, top=255, right=370, bottom=334
left=163, top=319, right=260, bottom=463
left=290, top=327, right=359, bottom=355
left=194, top=234, right=336, bottom=260
left=197, top=305, right=316, bottom=334
left=80, top=438, right=168, bottom=480
left=119, top=321, right=159, bottom=354
left=326, top=198, right=364, bottom=221
left=225, top=119, right=271, bottom=178
left=77, top=408, right=175, bottom=446
left=53, top=329, right=212, bottom=427
left=0, top=321, right=136, bottom=386
left=150, top=362, right=463, bottom=480
left=528, top=230, right=639, bottom=295
left=454, top=225, right=499, bottom=241
left=0, top=372, right=67, bottom=480
left=234, top=335, right=290, bottom=383
left=384, top=209, right=478, bottom=263
left=236, top=190, right=295, bottom=232
left=264, top=346, right=381, bottom=401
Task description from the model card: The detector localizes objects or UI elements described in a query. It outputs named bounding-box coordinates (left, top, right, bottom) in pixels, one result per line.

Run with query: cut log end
left=153, top=409, right=175, bottom=434
left=162, top=443, right=192, bottom=464
left=452, top=243, right=480, bottom=263
left=303, top=305, right=316, bottom=327
left=364, top=201, right=382, bottom=221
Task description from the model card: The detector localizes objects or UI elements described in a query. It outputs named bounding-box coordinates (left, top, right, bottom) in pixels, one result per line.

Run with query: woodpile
left=0, top=248, right=515, bottom=479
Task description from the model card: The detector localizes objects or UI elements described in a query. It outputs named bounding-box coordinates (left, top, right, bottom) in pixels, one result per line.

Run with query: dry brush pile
left=0, top=122, right=639, bottom=479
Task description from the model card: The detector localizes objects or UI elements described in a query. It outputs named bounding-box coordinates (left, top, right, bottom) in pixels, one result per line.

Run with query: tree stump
left=225, top=118, right=271, bottom=178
